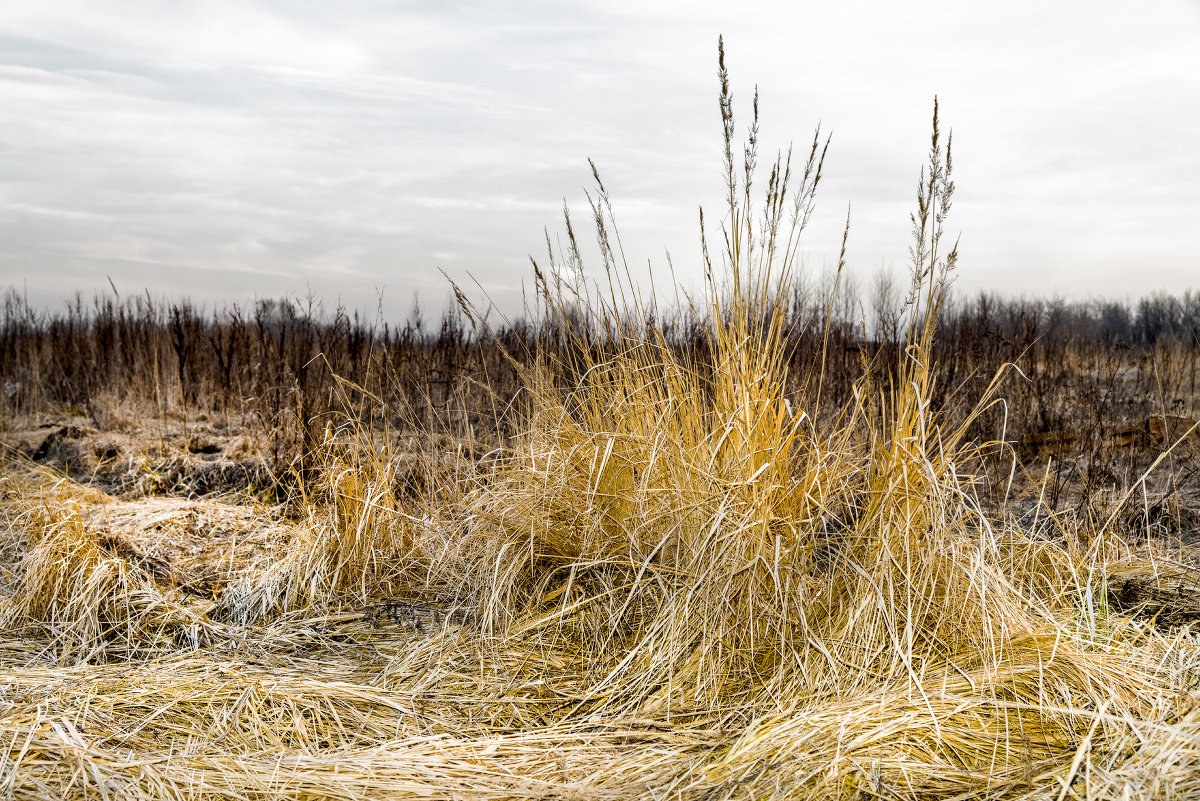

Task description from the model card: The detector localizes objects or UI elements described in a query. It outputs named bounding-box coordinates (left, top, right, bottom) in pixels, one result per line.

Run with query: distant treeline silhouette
left=3, top=286, right=1198, bottom=484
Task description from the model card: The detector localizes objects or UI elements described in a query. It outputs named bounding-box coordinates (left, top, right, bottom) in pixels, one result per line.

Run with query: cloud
left=0, top=0, right=1197, bottom=317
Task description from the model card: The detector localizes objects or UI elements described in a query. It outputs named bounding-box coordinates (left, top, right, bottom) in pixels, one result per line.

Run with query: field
left=3, top=59, right=1200, bottom=800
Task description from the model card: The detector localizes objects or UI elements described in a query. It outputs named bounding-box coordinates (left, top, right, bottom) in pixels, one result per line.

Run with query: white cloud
left=0, top=0, right=1197, bottom=315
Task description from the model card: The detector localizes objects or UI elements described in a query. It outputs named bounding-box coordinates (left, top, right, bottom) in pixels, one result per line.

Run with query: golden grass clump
left=451, top=73, right=1024, bottom=714
left=217, top=438, right=417, bottom=625
left=424, top=40, right=1200, bottom=794
left=0, top=474, right=216, bottom=661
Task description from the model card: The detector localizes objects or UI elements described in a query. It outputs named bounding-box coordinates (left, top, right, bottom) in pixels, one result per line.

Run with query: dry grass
left=0, top=459, right=1197, bottom=799
left=1, top=39, right=1199, bottom=800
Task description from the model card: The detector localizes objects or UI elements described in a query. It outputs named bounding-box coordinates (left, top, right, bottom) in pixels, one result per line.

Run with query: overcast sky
left=0, top=1, right=1197, bottom=320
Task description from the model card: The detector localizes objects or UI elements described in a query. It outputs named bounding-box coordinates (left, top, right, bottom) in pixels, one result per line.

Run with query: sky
left=0, top=0, right=1197, bottom=321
